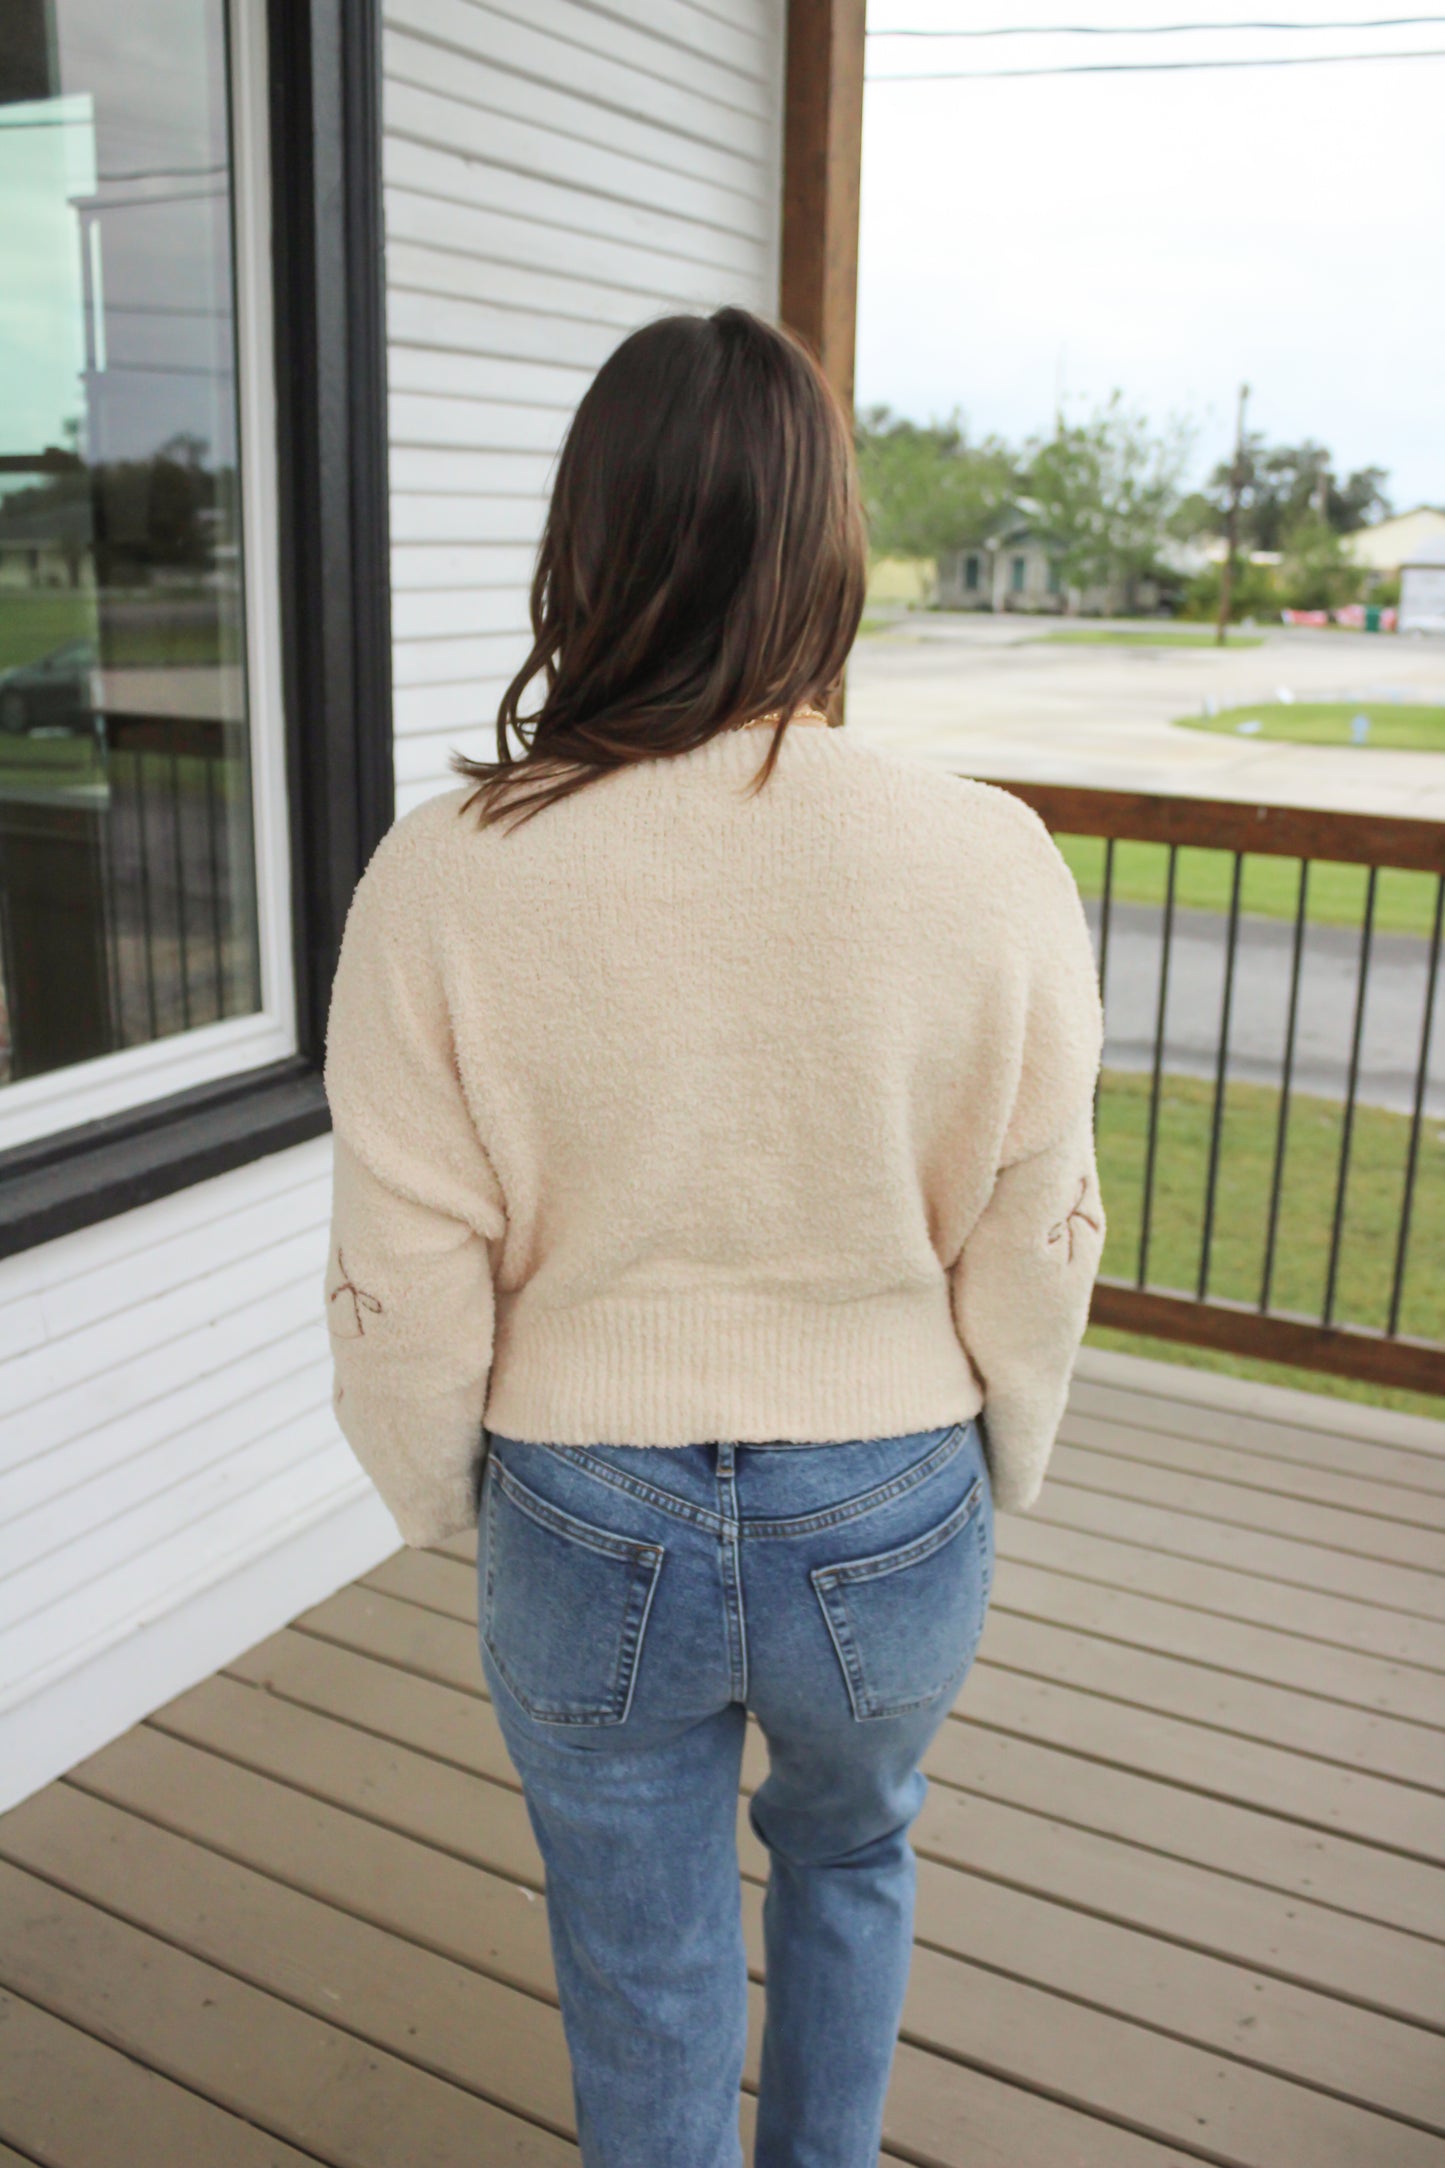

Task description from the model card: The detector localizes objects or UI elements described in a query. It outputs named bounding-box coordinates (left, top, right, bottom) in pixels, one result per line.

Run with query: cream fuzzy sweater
left=322, top=725, right=1105, bottom=1547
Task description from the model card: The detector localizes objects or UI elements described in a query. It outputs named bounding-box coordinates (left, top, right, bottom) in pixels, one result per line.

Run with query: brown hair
left=450, top=306, right=867, bottom=832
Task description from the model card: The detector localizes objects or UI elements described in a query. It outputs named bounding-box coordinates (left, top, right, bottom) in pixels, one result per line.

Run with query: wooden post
left=780, top=0, right=866, bottom=417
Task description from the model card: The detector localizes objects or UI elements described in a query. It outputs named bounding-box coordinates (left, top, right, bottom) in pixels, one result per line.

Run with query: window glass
left=964, top=553, right=979, bottom=592
left=0, top=0, right=259, bottom=1089
left=1010, top=555, right=1026, bottom=592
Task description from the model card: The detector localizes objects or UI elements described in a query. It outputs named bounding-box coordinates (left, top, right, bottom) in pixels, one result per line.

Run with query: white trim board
left=1074, top=1343, right=1445, bottom=1457
left=0, top=1484, right=398, bottom=1814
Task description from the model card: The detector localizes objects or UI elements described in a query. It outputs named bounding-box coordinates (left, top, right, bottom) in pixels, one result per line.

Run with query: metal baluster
left=1198, top=850, right=1243, bottom=1300
left=1137, top=842, right=1177, bottom=1289
left=1322, top=864, right=1377, bottom=1328
left=1260, top=859, right=1309, bottom=1313
left=1387, top=872, right=1444, bottom=1339
left=168, top=714, right=193, bottom=1031
left=1093, top=836, right=1115, bottom=1125
left=205, top=731, right=225, bottom=1018
left=136, top=739, right=159, bottom=1042
left=97, top=713, right=124, bottom=1050
left=1097, top=836, right=1115, bottom=1006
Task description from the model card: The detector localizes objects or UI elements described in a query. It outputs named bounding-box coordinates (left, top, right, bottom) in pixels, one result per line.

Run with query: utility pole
left=1215, top=381, right=1249, bottom=649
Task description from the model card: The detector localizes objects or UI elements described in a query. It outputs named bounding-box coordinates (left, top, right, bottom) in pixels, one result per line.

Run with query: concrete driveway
left=846, top=617, right=1445, bottom=820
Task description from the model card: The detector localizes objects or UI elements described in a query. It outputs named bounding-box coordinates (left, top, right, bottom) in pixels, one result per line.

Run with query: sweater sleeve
left=321, top=817, right=507, bottom=1548
left=948, top=804, right=1106, bottom=1516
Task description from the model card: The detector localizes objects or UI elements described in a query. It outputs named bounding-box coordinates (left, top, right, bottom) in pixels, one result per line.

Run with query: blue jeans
left=477, top=1417, right=994, bottom=2168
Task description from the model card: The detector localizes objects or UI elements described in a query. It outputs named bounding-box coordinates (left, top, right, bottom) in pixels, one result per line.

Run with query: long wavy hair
left=450, top=307, right=868, bottom=832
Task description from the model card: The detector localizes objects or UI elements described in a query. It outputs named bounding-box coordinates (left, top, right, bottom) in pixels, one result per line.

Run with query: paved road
left=1089, top=900, right=1442, bottom=1118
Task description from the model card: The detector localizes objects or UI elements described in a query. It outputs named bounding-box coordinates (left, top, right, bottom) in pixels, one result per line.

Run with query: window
left=964, top=553, right=980, bottom=592
left=1010, top=554, right=1026, bottom=593
left=1047, top=559, right=1063, bottom=596
left=0, top=0, right=293, bottom=1147
left=0, top=0, right=392, bottom=1256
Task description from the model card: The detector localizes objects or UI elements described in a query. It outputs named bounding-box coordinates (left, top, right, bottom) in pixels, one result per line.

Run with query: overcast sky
left=856, top=2, right=1445, bottom=509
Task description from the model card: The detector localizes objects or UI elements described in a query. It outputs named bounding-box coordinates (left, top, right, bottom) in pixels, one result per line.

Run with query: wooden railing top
left=981, top=778, right=1445, bottom=875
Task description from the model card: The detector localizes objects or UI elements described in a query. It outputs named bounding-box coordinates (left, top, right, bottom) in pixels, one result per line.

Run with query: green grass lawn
left=0, top=591, right=224, bottom=671
left=1092, top=1068, right=1445, bottom=1418
left=0, top=737, right=250, bottom=808
left=1178, top=701, right=1445, bottom=753
left=0, top=592, right=93, bottom=670
left=1034, top=627, right=1264, bottom=649
left=1057, top=834, right=1440, bottom=938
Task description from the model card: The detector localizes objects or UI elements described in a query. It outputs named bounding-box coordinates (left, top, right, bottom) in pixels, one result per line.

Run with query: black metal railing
left=0, top=709, right=260, bottom=1084
left=99, top=710, right=260, bottom=1051
left=991, top=781, right=1445, bottom=1395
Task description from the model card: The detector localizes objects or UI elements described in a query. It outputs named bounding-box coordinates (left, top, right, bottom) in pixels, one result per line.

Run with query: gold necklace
left=733, top=704, right=829, bottom=731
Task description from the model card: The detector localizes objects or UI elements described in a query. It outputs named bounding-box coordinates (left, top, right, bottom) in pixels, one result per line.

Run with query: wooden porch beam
left=780, top=0, right=866, bottom=415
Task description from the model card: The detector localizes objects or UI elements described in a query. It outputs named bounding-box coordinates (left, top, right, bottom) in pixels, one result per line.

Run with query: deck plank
left=945, top=1671, right=1445, bottom=1857
left=978, top=1612, right=1445, bottom=1786
left=181, top=1654, right=1445, bottom=2028
left=0, top=1862, right=578, bottom=2167
left=987, top=1560, right=1445, bottom=1727
left=324, top=1560, right=1445, bottom=1760
left=1000, top=1516, right=1445, bottom=1667
left=1066, top=1357, right=1445, bottom=1470
left=284, top=1589, right=1445, bottom=1955
left=5, top=1352, right=1443, bottom=2165
left=1032, top=1484, right=1445, bottom=1619
left=11, top=1763, right=1430, bottom=2168
left=0, top=1787, right=1182, bottom=2168
left=1049, top=1439, right=1445, bottom=1562
left=0, top=1991, right=324, bottom=2168
left=327, top=1566, right=1445, bottom=1916
left=1057, top=1414, right=1445, bottom=1530
left=69, top=1703, right=1445, bottom=2133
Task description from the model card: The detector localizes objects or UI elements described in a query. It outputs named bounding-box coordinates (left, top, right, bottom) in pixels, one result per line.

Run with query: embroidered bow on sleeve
left=322, top=819, right=507, bottom=1548
left=947, top=806, right=1106, bottom=1515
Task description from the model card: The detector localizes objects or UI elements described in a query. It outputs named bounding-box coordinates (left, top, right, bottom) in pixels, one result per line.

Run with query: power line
left=868, top=15, right=1445, bottom=33
left=869, top=43, right=1445, bottom=74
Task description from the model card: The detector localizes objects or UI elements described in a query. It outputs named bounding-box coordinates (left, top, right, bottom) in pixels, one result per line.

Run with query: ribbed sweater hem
left=482, top=1285, right=984, bottom=1448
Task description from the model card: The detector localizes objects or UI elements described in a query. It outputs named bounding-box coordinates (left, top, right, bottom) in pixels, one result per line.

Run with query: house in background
left=1346, top=503, right=1445, bottom=579
left=936, top=499, right=1175, bottom=616
left=0, top=0, right=864, bottom=1813
left=1399, top=536, right=1445, bottom=634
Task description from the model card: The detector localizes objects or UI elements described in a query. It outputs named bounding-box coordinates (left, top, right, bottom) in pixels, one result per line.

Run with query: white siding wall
left=0, top=0, right=784, bottom=1811
left=384, top=0, right=786, bottom=810
left=0, top=1137, right=394, bottom=1810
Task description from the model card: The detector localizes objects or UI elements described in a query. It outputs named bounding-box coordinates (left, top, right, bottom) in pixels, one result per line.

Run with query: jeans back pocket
left=480, top=1458, right=664, bottom=1726
left=811, top=1474, right=987, bottom=1721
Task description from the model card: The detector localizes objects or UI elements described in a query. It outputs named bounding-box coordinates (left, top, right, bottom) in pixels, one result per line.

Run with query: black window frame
left=0, top=0, right=392, bottom=1261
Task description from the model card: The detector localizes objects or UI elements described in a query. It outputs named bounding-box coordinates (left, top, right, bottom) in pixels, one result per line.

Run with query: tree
left=1190, top=435, right=1391, bottom=549
left=1023, top=393, right=1193, bottom=607
left=855, top=407, right=1018, bottom=560
left=1277, top=515, right=1365, bottom=612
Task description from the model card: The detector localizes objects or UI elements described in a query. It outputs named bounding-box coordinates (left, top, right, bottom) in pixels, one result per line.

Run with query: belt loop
left=716, top=1439, right=736, bottom=1478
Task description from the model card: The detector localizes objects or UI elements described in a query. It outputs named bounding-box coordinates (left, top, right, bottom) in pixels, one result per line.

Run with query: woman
left=322, top=306, right=1104, bottom=2168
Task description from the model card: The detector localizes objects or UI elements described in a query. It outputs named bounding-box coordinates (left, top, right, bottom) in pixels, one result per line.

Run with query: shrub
left=1179, top=558, right=1281, bottom=623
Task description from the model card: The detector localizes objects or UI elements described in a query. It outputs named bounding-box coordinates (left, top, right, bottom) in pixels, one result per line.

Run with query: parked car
left=0, top=639, right=98, bottom=735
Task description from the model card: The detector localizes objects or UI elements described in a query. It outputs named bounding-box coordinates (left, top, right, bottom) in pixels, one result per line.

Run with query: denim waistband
left=489, top=1422, right=974, bottom=1542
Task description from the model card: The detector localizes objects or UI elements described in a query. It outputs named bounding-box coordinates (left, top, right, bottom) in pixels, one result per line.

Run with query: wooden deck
left=4, top=1346, right=1444, bottom=2167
